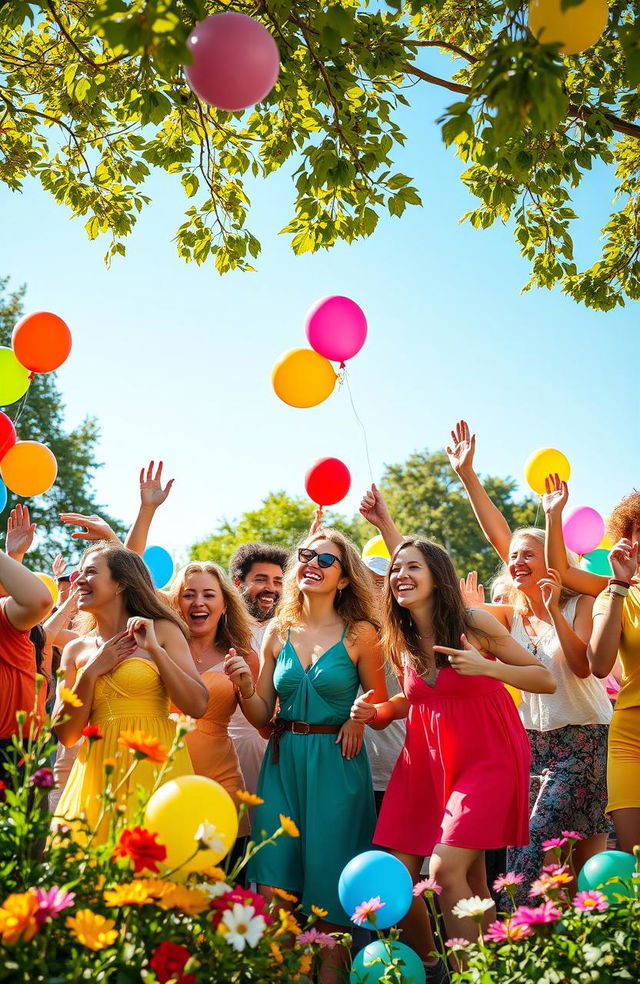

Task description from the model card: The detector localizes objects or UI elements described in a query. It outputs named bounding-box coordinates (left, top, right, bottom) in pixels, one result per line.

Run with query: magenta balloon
left=185, top=13, right=280, bottom=112
left=305, top=296, right=368, bottom=365
left=562, top=506, right=605, bottom=556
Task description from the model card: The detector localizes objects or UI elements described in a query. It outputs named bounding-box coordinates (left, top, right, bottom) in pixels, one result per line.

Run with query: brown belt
left=271, top=719, right=341, bottom=764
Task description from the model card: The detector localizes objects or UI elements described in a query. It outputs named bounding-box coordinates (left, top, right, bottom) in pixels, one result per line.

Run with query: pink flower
left=541, top=837, right=567, bottom=851
left=30, top=768, right=54, bottom=789
left=529, top=869, right=573, bottom=898
left=413, top=877, right=442, bottom=897
left=351, top=897, right=386, bottom=926
left=573, top=890, right=609, bottom=913
left=542, top=863, right=569, bottom=875
left=445, top=938, right=469, bottom=950
left=297, top=928, right=336, bottom=949
left=492, top=872, right=524, bottom=893
left=561, top=831, right=584, bottom=841
left=512, top=902, right=562, bottom=926
left=34, top=887, right=75, bottom=926
left=484, top=918, right=532, bottom=942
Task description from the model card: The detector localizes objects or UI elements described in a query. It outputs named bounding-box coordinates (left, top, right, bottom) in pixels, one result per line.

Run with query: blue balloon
left=339, top=850, right=413, bottom=929
left=0, top=479, right=6, bottom=513
left=581, top=548, right=612, bottom=577
left=577, top=850, right=636, bottom=901
left=351, top=941, right=425, bottom=984
left=143, top=545, right=174, bottom=589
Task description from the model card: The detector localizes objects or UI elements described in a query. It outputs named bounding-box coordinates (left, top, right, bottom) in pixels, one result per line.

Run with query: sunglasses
left=298, top=547, right=343, bottom=570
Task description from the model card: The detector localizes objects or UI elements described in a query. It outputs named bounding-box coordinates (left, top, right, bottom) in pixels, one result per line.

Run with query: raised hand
left=224, top=647, right=254, bottom=696
left=310, top=505, right=324, bottom=536
left=542, top=474, right=569, bottom=516
left=359, top=483, right=392, bottom=530
left=433, top=634, right=488, bottom=676
left=608, top=538, right=639, bottom=583
left=140, top=460, right=174, bottom=510
left=52, top=553, right=66, bottom=578
left=446, top=419, right=476, bottom=477
left=336, top=718, right=364, bottom=759
left=350, top=688, right=377, bottom=724
left=538, top=568, right=562, bottom=614
left=59, top=513, right=121, bottom=545
left=6, top=504, right=36, bottom=561
left=460, top=571, right=485, bottom=607
left=126, top=616, right=160, bottom=655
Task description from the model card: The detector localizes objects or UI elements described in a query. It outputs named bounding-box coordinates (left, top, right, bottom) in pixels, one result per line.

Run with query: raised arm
left=59, top=512, right=122, bottom=547
left=127, top=617, right=207, bottom=718
left=446, top=419, right=512, bottom=563
left=5, top=504, right=37, bottom=564
left=224, top=621, right=279, bottom=728
left=538, top=569, right=592, bottom=678
left=0, top=551, right=53, bottom=630
left=359, top=483, right=403, bottom=555
left=43, top=586, right=79, bottom=649
left=543, top=474, right=608, bottom=597
left=588, top=539, right=637, bottom=678
left=124, top=460, right=174, bottom=556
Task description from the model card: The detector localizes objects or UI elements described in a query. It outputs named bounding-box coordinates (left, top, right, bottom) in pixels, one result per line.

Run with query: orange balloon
left=12, top=312, right=72, bottom=373
left=0, top=441, right=58, bottom=497
left=272, top=348, right=337, bottom=408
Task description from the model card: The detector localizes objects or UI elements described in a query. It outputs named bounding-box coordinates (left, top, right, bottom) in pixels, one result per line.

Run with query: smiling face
left=508, top=534, right=546, bottom=593
left=389, top=545, right=435, bottom=609
left=179, top=570, right=225, bottom=637
left=296, top=537, right=348, bottom=597
left=76, top=551, right=121, bottom=612
left=238, top=562, right=284, bottom=622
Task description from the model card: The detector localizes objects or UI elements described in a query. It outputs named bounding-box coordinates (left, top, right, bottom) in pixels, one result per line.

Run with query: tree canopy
left=1, top=1, right=639, bottom=309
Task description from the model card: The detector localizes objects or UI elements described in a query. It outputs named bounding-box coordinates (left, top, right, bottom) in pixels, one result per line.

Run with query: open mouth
left=188, top=612, right=210, bottom=626
left=301, top=568, right=322, bottom=583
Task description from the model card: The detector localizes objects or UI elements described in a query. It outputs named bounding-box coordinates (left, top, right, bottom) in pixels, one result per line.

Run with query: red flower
left=149, top=941, right=195, bottom=984
left=112, top=827, right=167, bottom=874
left=0, top=781, right=7, bottom=803
left=210, top=885, right=271, bottom=927
left=81, top=725, right=104, bottom=742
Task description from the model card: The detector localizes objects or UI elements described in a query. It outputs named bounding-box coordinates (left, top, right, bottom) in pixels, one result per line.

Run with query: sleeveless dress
left=374, top=663, right=530, bottom=856
left=248, top=629, right=377, bottom=925
left=53, top=657, right=193, bottom=839
left=186, top=664, right=249, bottom=836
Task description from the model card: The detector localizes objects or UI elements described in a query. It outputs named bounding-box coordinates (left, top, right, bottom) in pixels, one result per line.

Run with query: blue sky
left=0, top=69, right=638, bottom=562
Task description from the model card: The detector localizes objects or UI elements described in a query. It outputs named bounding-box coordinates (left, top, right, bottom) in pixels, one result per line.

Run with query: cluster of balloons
left=0, top=312, right=71, bottom=501
left=523, top=447, right=612, bottom=570
left=143, top=545, right=174, bottom=590
left=185, top=12, right=280, bottom=112
left=528, top=0, right=608, bottom=55
left=339, top=851, right=425, bottom=982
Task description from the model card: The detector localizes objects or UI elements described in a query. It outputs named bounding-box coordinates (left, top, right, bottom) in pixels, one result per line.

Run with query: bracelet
left=608, top=583, right=629, bottom=598
left=609, top=579, right=631, bottom=588
left=238, top=682, right=256, bottom=700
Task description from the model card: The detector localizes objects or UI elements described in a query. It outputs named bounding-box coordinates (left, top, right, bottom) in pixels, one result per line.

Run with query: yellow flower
left=103, top=881, right=153, bottom=906
left=0, top=891, right=39, bottom=944
left=201, top=865, right=226, bottom=882
left=270, top=941, right=284, bottom=964
left=156, top=883, right=210, bottom=915
left=279, top=814, right=300, bottom=838
left=273, top=887, right=298, bottom=903
left=274, top=907, right=302, bottom=938
left=117, top=729, right=168, bottom=763
left=311, top=904, right=328, bottom=918
left=236, top=790, right=264, bottom=806
left=59, top=687, right=83, bottom=708
left=66, top=910, right=118, bottom=951
left=299, top=954, right=313, bottom=975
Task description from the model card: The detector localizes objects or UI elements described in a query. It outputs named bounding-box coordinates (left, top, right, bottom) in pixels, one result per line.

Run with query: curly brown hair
left=608, top=490, right=640, bottom=544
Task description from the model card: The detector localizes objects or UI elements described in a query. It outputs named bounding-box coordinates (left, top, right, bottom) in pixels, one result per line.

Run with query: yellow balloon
left=272, top=348, right=337, bottom=408
left=0, top=441, right=58, bottom=497
left=523, top=448, right=570, bottom=496
left=0, top=347, right=31, bottom=406
left=144, top=775, right=238, bottom=875
left=362, top=535, right=391, bottom=561
left=528, top=0, right=608, bottom=55
left=36, top=572, right=59, bottom=606
left=597, top=516, right=612, bottom=551
left=505, top=685, right=522, bottom=708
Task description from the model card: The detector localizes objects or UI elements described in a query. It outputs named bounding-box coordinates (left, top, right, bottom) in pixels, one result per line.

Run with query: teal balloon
left=351, top=941, right=426, bottom=984
left=0, top=479, right=6, bottom=512
left=580, top=548, right=612, bottom=577
left=143, top=545, right=174, bottom=589
left=577, top=850, right=636, bottom=901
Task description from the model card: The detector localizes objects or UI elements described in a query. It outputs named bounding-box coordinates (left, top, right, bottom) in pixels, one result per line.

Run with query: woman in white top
left=447, top=421, right=611, bottom=900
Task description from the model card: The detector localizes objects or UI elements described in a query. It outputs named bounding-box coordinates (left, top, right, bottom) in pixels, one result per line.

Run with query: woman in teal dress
left=225, top=528, right=387, bottom=984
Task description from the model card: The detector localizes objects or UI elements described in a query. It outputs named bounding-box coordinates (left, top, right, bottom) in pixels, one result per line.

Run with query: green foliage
left=1, top=1, right=638, bottom=307
left=0, top=278, right=125, bottom=569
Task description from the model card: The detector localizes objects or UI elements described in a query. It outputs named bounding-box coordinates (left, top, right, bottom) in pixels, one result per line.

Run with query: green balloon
left=0, top=347, right=30, bottom=406
left=580, top=548, right=613, bottom=577
left=577, top=850, right=636, bottom=901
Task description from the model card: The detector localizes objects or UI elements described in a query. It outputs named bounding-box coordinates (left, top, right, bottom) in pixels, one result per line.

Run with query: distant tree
left=0, top=277, right=125, bottom=570
left=189, top=490, right=361, bottom=569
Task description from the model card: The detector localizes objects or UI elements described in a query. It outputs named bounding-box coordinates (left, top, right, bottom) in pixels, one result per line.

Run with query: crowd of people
left=0, top=423, right=638, bottom=983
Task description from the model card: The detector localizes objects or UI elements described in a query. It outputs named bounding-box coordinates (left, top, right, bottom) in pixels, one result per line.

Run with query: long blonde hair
left=276, top=529, right=379, bottom=638
left=507, top=528, right=578, bottom=615
left=166, top=561, right=253, bottom=661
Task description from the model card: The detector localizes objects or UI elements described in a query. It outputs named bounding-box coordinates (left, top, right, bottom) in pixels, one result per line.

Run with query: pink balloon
left=562, top=506, right=605, bottom=556
left=185, top=13, right=280, bottom=112
left=305, top=296, right=368, bottom=366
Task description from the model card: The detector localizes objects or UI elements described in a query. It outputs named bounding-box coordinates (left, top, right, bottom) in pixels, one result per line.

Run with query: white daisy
left=196, top=880, right=231, bottom=899
left=451, top=896, right=494, bottom=920
left=169, top=712, right=197, bottom=733
left=195, top=821, right=225, bottom=853
left=221, top=903, right=266, bottom=951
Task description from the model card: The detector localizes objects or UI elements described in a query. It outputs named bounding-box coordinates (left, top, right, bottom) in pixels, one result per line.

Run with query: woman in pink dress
left=352, top=488, right=555, bottom=951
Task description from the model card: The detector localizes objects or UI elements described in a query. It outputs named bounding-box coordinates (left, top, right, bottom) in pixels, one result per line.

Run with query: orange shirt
left=0, top=598, right=41, bottom=739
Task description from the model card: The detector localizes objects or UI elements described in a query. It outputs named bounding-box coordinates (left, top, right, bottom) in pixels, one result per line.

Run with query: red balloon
left=185, top=13, right=280, bottom=112
left=305, top=458, right=351, bottom=507
left=0, top=411, right=16, bottom=460
left=12, top=312, right=72, bottom=373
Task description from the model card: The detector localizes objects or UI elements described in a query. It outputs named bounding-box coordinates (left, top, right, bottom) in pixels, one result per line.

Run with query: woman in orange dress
left=167, top=562, right=259, bottom=838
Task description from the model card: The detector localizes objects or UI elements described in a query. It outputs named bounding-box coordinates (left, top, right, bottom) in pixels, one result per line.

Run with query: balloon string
left=534, top=496, right=542, bottom=528
left=10, top=386, right=32, bottom=430
left=342, top=368, right=375, bottom=486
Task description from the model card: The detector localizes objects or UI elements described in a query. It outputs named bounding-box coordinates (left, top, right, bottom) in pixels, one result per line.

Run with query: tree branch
left=412, top=39, right=479, bottom=64
left=46, top=1, right=128, bottom=69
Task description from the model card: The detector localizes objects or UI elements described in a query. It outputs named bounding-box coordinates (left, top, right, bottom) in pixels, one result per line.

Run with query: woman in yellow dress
left=52, top=543, right=208, bottom=839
